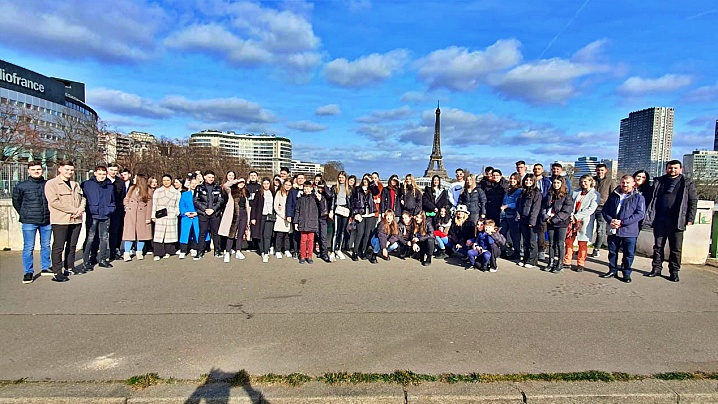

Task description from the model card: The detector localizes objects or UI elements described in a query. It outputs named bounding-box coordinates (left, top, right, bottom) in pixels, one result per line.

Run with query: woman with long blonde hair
left=331, top=171, right=352, bottom=259
left=400, top=174, right=422, bottom=216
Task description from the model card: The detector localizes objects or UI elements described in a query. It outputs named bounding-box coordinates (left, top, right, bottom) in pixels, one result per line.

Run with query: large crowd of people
left=12, top=158, right=697, bottom=285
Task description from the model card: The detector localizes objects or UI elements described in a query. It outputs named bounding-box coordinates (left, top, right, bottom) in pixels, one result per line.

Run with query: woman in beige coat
left=152, top=174, right=181, bottom=260
left=122, top=174, right=153, bottom=261
left=218, top=172, right=250, bottom=263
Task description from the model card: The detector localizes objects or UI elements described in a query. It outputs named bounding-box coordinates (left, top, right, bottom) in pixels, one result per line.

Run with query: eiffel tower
left=424, top=101, right=448, bottom=179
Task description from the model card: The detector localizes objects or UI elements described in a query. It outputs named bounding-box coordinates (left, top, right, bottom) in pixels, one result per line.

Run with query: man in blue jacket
left=81, top=165, right=116, bottom=272
left=600, top=175, right=645, bottom=283
left=12, top=161, right=52, bottom=284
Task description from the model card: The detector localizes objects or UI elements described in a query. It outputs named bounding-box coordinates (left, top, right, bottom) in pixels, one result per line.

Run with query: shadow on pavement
left=184, top=368, right=268, bottom=404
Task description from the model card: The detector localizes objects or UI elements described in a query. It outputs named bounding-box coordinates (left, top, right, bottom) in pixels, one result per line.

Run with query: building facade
left=291, top=160, right=322, bottom=176
left=1, top=59, right=98, bottom=161
left=618, top=107, right=674, bottom=179
left=189, top=130, right=292, bottom=174
left=574, top=156, right=599, bottom=179
left=714, top=120, right=717, bottom=152
left=684, top=150, right=718, bottom=180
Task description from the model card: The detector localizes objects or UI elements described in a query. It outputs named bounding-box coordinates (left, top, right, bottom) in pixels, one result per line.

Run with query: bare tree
left=48, top=110, right=106, bottom=168
left=0, top=101, right=48, bottom=163
left=323, top=160, right=344, bottom=180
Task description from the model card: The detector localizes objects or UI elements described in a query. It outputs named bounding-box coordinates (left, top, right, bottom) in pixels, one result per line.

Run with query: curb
left=1, top=380, right=717, bottom=403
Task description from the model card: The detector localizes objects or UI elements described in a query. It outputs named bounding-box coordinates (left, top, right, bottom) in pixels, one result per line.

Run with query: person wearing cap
left=448, top=204, right=474, bottom=257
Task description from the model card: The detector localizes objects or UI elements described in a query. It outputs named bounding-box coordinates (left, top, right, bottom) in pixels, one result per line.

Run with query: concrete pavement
left=1, top=250, right=717, bottom=381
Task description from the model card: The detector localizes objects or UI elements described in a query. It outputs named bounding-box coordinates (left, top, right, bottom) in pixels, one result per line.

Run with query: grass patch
left=254, top=373, right=312, bottom=386
left=12, top=377, right=27, bottom=384
left=196, top=373, right=210, bottom=385
left=126, top=373, right=163, bottom=390
left=654, top=372, right=698, bottom=380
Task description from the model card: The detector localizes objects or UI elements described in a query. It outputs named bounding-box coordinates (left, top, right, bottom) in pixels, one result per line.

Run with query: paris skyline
left=1, top=0, right=716, bottom=175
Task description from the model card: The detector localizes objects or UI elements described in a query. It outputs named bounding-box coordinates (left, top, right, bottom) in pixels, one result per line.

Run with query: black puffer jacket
left=399, top=186, right=422, bottom=216
left=541, top=193, right=574, bottom=228
left=12, top=176, right=50, bottom=225
left=351, top=185, right=380, bottom=216
left=193, top=182, right=225, bottom=217
left=422, top=186, right=449, bottom=213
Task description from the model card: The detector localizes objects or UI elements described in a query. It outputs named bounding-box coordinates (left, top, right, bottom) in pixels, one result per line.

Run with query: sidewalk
left=1, top=379, right=717, bottom=403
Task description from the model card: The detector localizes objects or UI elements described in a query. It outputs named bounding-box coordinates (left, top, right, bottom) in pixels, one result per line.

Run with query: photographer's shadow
left=185, top=368, right=267, bottom=404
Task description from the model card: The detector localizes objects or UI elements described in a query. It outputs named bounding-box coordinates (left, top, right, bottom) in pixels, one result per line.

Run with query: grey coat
left=572, top=190, right=598, bottom=242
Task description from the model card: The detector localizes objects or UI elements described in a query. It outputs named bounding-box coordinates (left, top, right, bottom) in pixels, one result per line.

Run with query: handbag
left=155, top=208, right=168, bottom=219
left=566, top=219, right=582, bottom=239
left=265, top=213, right=277, bottom=222
left=347, top=218, right=357, bottom=231
left=335, top=206, right=350, bottom=217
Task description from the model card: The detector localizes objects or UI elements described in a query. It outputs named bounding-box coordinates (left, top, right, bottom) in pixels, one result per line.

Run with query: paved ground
left=1, top=249, right=717, bottom=381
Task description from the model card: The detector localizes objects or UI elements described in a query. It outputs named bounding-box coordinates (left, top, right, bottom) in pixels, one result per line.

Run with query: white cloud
left=286, top=121, right=328, bottom=132
left=0, top=0, right=165, bottom=63
left=345, top=0, right=371, bottom=12
left=324, top=49, right=410, bottom=87
left=400, top=91, right=426, bottom=103
left=315, top=104, right=341, bottom=116
left=87, top=88, right=173, bottom=119
left=165, top=1, right=322, bottom=78
left=683, top=81, right=718, bottom=102
left=617, top=74, right=693, bottom=95
left=415, top=39, right=522, bottom=91
left=356, top=106, right=413, bottom=123
left=87, top=88, right=277, bottom=124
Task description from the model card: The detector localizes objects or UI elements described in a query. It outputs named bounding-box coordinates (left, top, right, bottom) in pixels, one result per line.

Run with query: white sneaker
left=163, top=254, right=170, bottom=259
left=329, top=252, right=336, bottom=262
left=179, top=252, right=186, bottom=259
left=275, top=252, right=282, bottom=259
left=516, top=262, right=524, bottom=267
left=123, top=252, right=131, bottom=262
left=284, top=251, right=292, bottom=258
left=190, top=249, right=198, bottom=257
left=336, top=250, right=346, bottom=260
left=489, top=267, right=498, bottom=273
left=137, top=252, right=144, bottom=260
left=269, top=246, right=274, bottom=255
left=262, top=253, right=269, bottom=263
left=153, top=256, right=160, bottom=261
left=224, top=252, right=230, bottom=263
left=524, top=263, right=535, bottom=269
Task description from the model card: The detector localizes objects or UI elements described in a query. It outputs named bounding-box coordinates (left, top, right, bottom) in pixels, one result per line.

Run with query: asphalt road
left=1, top=249, right=717, bottom=381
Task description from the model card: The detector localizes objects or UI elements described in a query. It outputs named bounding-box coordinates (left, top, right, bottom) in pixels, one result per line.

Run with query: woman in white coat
left=273, top=179, right=293, bottom=259
left=563, top=174, right=598, bottom=272
left=152, top=174, right=181, bottom=260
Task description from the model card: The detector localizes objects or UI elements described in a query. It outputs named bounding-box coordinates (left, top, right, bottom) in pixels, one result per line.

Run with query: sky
left=1, top=0, right=716, bottom=176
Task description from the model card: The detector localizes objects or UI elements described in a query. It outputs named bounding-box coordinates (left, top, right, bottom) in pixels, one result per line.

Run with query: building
left=189, top=130, right=291, bottom=174
left=98, top=132, right=132, bottom=163
left=601, top=158, right=619, bottom=180
left=0, top=59, right=98, bottom=161
left=291, top=160, right=322, bottom=176
left=684, top=150, right=718, bottom=180
left=574, top=156, right=599, bottom=179
left=714, top=120, right=717, bottom=151
left=618, top=107, right=674, bottom=179
left=128, top=131, right=157, bottom=156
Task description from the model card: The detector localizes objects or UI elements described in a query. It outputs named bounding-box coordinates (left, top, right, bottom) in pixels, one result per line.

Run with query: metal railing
left=0, top=162, right=93, bottom=199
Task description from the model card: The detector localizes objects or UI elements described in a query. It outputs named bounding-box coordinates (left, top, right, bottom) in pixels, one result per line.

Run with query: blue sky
left=1, top=0, right=716, bottom=176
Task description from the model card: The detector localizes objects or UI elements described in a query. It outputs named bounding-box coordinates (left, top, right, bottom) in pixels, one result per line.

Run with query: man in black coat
left=12, top=161, right=52, bottom=284
left=643, top=160, right=698, bottom=282
left=107, top=164, right=127, bottom=260
left=482, top=169, right=509, bottom=223
left=193, top=170, right=225, bottom=259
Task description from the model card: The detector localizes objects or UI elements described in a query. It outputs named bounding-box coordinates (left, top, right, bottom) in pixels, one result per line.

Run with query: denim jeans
left=124, top=240, right=146, bottom=253
left=83, top=218, right=110, bottom=265
left=607, top=235, right=637, bottom=276
left=370, top=236, right=398, bottom=253
left=435, top=236, right=449, bottom=250
left=21, top=223, right=52, bottom=274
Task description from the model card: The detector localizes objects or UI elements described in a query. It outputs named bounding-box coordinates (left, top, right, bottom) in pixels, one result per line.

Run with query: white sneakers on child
left=236, top=251, right=245, bottom=260
left=224, top=252, right=230, bottom=263
left=262, top=253, right=269, bottom=263
left=276, top=252, right=282, bottom=259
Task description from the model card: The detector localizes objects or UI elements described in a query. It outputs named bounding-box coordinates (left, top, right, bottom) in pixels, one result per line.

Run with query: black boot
left=644, top=269, right=661, bottom=277
left=550, top=262, right=563, bottom=273
left=369, top=253, right=377, bottom=264
left=543, top=259, right=554, bottom=272
left=668, top=272, right=680, bottom=282
left=600, top=271, right=617, bottom=278
left=351, top=252, right=359, bottom=262
left=422, top=255, right=431, bottom=266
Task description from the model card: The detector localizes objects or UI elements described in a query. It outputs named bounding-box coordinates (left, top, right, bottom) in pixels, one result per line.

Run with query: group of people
left=12, top=158, right=697, bottom=284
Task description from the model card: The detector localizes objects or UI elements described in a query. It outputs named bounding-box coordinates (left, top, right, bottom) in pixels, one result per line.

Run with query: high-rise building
left=189, top=130, right=291, bottom=174
left=618, top=107, right=674, bottom=179
left=714, top=120, right=717, bottom=151
left=684, top=150, right=718, bottom=180
left=601, top=159, right=618, bottom=180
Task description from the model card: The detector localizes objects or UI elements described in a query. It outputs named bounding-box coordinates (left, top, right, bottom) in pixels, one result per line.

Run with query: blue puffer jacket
left=81, top=177, right=116, bottom=220
left=501, top=188, right=522, bottom=219
left=602, top=188, right=645, bottom=238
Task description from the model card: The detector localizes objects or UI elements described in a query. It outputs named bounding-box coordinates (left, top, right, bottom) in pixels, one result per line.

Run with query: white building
left=684, top=150, right=718, bottom=180
left=618, top=107, right=674, bottom=179
left=291, top=160, right=322, bottom=176
left=574, top=156, right=599, bottom=179
left=189, top=130, right=292, bottom=174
